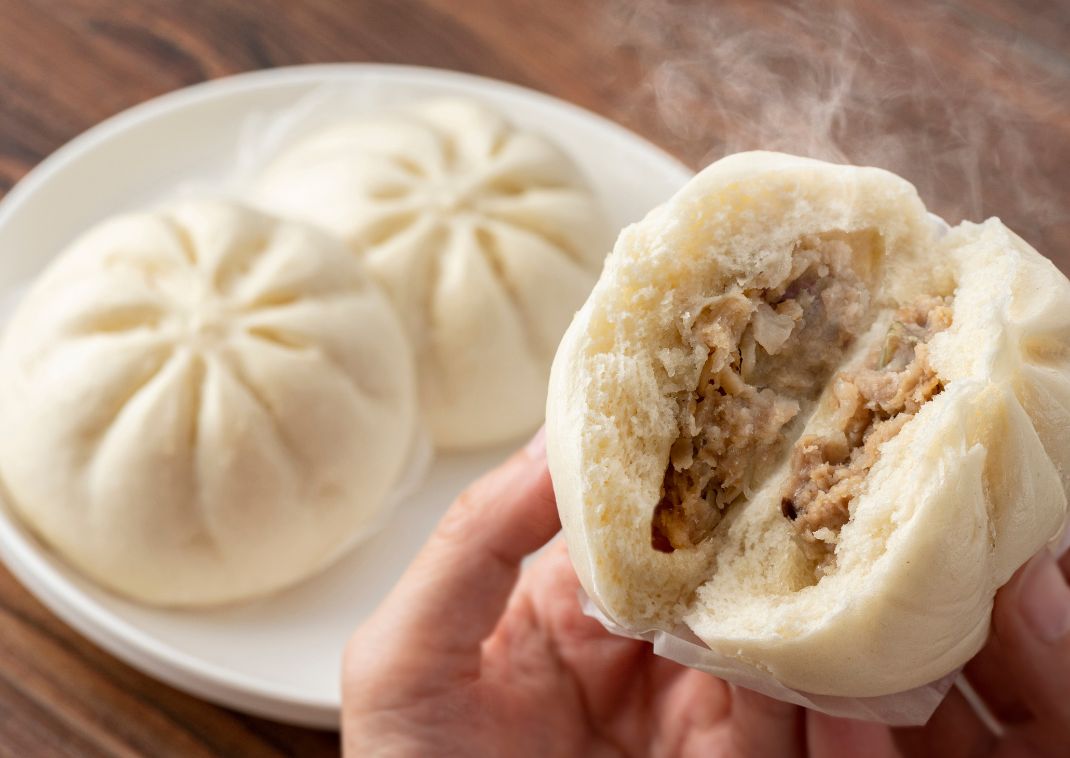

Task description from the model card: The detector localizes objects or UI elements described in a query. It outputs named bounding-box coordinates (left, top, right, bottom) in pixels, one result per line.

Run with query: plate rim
left=0, top=63, right=692, bottom=232
left=0, top=62, right=694, bottom=728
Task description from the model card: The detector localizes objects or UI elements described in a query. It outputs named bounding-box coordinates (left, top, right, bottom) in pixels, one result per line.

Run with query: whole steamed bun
left=255, top=97, right=612, bottom=449
left=0, top=201, right=417, bottom=606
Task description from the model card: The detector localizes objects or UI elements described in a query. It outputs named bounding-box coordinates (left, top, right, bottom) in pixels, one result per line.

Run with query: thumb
left=991, top=549, right=1070, bottom=749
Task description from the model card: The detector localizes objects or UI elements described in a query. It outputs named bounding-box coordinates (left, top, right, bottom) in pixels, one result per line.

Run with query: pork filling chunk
left=781, top=295, right=953, bottom=566
left=652, top=233, right=872, bottom=553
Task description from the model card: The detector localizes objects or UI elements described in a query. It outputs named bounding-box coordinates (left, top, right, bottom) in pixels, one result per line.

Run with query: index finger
left=369, top=429, right=560, bottom=670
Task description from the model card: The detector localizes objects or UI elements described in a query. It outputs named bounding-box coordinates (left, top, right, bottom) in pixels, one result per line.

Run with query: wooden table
left=0, top=1, right=1066, bottom=754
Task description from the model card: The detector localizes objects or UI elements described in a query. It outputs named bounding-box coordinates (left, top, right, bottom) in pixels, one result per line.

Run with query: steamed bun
left=0, top=201, right=417, bottom=606
left=547, top=152, right=1070, bottom=697
left=255, top=97, right=611, bottom=449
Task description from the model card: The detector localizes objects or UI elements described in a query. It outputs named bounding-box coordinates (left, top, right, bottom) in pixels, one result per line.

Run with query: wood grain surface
left=0, top=1, right=1067, bottom=754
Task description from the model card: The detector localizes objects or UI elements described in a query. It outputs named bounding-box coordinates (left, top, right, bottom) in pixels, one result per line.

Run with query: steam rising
left=604, top=1, right=1069, bottom=266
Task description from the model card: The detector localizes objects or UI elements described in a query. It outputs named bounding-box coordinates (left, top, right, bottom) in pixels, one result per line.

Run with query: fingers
left=990, top=549, right=1070, bottom=751
left=505, top=541, right=660, bottom=719
left=963, top=547, right=1070, bottom=726
left=363, top=427, right=560, bottom=673
left=648, top=668, right=731, bottom=757
left=727, top=686, right=805, bottom=758
left=892, top=684, right=994, bottom=758
left=963, top=631, right=1032, bottom=724
left=806, top=712, right=899, bottom=758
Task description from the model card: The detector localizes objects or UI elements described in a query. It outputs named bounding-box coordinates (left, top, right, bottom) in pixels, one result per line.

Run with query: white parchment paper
left=579, top=591, right=958, bottom=726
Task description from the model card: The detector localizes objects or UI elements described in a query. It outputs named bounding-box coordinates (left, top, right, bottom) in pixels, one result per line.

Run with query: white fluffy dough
left=547, top=152, right=1070, bottom=697
left=0, top=201, right=418, bottom=606
left=255, top=98, right=611, bottom=449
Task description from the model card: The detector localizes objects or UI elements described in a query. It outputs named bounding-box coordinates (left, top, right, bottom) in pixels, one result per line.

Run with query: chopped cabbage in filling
left=651, top=231, right=953, bottom=564
left=652, top=234, right=870, bottom=552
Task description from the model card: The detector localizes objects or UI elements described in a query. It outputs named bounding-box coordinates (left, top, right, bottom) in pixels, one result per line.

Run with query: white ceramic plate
left=0, top=64, right=692, bottom=729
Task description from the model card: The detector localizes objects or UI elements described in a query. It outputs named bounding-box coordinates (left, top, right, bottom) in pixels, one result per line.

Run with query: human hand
left=341, top=430, right=772, bottom=756
left=341, top=431, right=1070, bottom=757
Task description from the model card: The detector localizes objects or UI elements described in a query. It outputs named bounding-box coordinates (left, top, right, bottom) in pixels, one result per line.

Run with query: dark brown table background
left=0, top=1, right=1067, bottom=755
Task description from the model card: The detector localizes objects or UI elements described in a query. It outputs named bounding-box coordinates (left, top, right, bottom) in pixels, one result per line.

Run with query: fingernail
left=1018, top=551, right=1070, bottom=643
left=525, top=426, right=546, bottom=460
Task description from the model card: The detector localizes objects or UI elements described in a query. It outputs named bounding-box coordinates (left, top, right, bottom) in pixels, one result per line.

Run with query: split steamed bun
left=0, top=201, right=417, bottom=606
left=255, top=97, right=611, bottom=449
left=547, top=152, right=1070, bottom=697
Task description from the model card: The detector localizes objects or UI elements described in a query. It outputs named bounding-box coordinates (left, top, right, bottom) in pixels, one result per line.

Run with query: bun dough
left=0, top=201, right=417, bottom=606
left=547, top=152, right=1070, bottom=697
left=256, top=98, right=611, bottom=449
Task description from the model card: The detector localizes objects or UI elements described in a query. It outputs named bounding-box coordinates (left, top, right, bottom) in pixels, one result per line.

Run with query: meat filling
left=652, top=233, right=872, bottom=553
left=781, top=295, right=953, bottom=566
